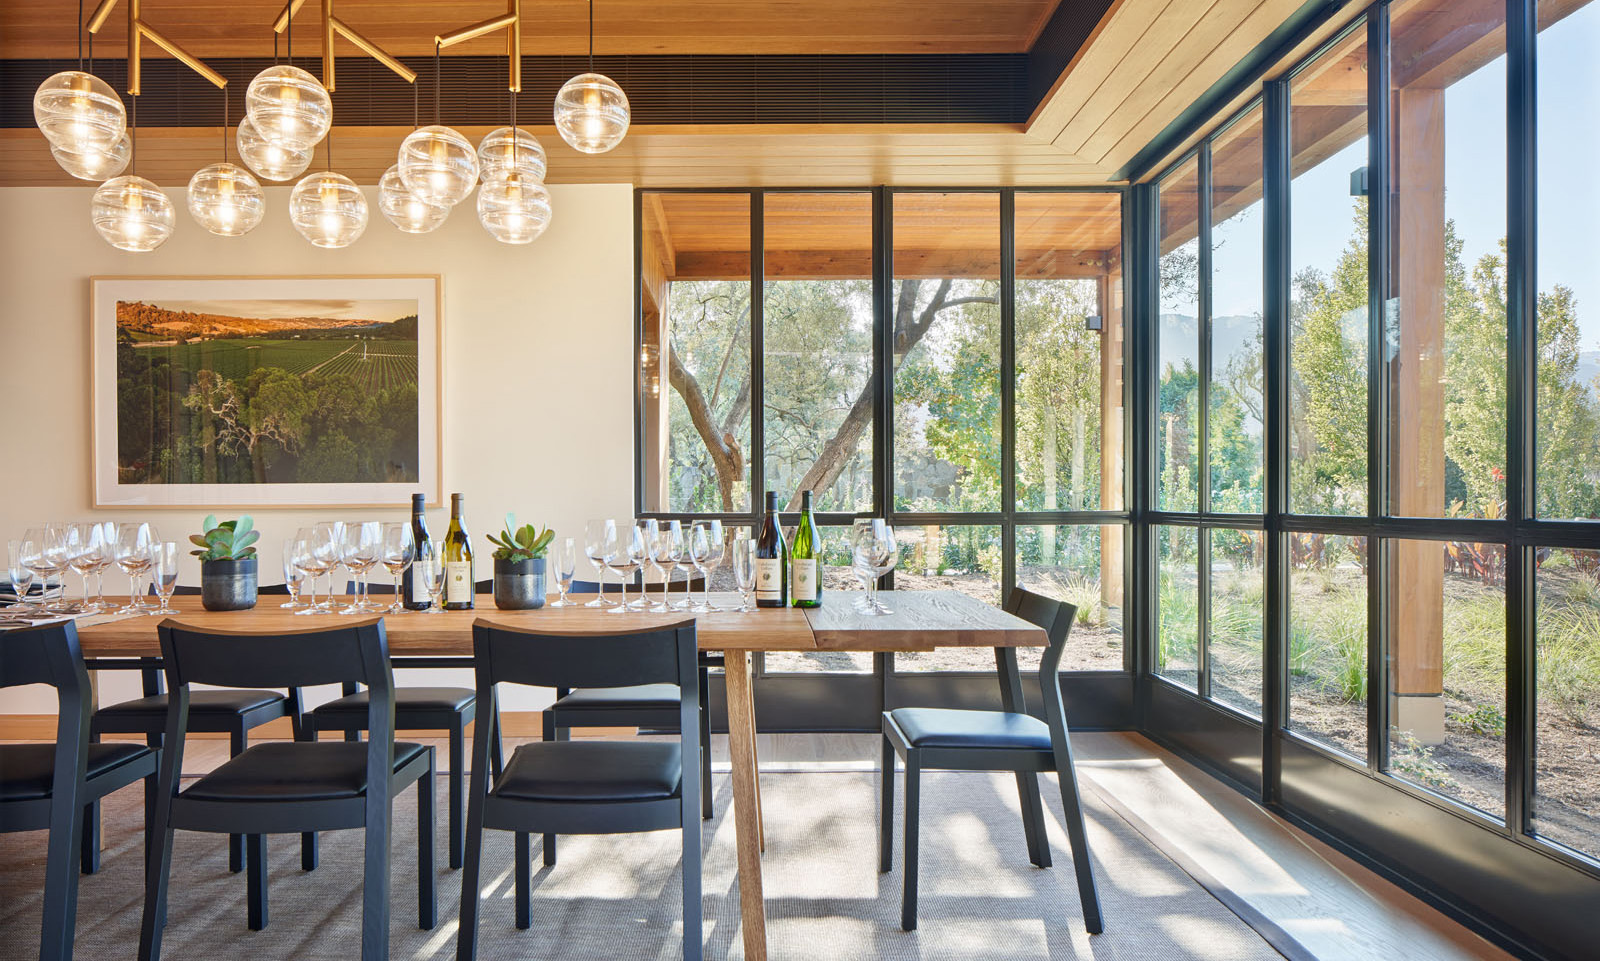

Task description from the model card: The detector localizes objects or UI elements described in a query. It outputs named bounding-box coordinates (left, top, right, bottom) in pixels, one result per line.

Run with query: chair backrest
left=0, top=621, right=93, bottom=807
left=473, top=619, right=697, bottom=693
left=1002, top=588, right=1077, bottom=734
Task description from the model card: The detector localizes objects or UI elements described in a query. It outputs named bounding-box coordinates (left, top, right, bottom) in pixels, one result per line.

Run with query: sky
left=147, top=298, right=417, bottom=323
left=1211, top=3, right=1598, bottom=351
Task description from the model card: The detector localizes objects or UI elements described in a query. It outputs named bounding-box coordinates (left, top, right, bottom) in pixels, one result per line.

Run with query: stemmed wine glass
left=292, top=528, right=327, bottom=615
left=90, top=521, right=116, bottom=611
left=852, top=520, right=898, bottom=615
left=642, top=520, right=671, bottom=613
left=584, top=519, right=616, bottom=608
left=23, top=526, right=67, bottom=614
left=151, top=542, right=180, bottom=615
left=688, top=521, right=722, bottom=613
left=342, top=521, right=383, bottom=614
left=731, top=533, right=757, bottom=613
left=68, top=522, right=109, bottom=612
left=114, top=522, right=157, bottom=614
left=379, top=522, right=415, bottom=614
left=663, top=520, right=693, bottom=611
left=604, top=521, right=644, bottom=614
left=280, top=540, right=308, bottom=609
left=549, top=536, right=578, bottom=607
left=311, top=522, right=344, bottom=611
left=419, top=543, right=447, bottom=614
left=8, top=539, right=37, bottom=613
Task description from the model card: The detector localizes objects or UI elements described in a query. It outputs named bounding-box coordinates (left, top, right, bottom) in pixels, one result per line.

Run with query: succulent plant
left=188, top=514, right=260, bottom=561
left=486, top=514, right=555, bottom=562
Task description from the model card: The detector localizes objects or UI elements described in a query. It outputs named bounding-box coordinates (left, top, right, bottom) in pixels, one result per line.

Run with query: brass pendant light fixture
left=554, top=0, right=630, bottom=154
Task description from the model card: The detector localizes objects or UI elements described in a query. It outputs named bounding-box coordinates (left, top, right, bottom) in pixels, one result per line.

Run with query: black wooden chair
left=538, top=575, right=714, bottom=868
left=458, top=618, right=703, bottom=961
left=307, top=580, right=505, bottom=871
left=138, top=618, right=437, bottom=961
left=1, top=620, right=159, bottom=961
left=879, top=588, right=1103, bottom=934
left=85, top=584, right=300, bottom=876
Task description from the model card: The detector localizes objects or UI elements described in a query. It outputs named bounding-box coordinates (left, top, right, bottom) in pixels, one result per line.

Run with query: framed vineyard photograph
left=90, top=275, right=442, bottom=508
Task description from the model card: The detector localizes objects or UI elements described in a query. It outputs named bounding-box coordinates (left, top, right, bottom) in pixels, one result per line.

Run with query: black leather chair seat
left=0, top=742, right=154, bottom=801
left=184, top=741, right=427, bottom=802
left=889, top=707, right=1052, bottom=750
left=551, top=684, right=681, bottom=712
left=495, top=741, right=681, bottom=803
left=313, top=687, right=476, bottom=716
left=97, top=689, right=286, bottom=720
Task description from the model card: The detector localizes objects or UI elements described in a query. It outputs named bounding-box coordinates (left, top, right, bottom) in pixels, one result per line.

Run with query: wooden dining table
left=71, top=588, right=1045, bottom=961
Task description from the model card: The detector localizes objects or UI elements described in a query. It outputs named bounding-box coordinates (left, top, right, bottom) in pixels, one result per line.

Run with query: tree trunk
left=1041, top=403, right=1058, bottom=560
left=668, top=349, right=745, bottom=511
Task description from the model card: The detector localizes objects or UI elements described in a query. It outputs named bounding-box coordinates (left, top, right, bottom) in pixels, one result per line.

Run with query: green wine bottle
left=791, top=490, right=821, bottom=608
left=442, top=492, right=474, bottom=610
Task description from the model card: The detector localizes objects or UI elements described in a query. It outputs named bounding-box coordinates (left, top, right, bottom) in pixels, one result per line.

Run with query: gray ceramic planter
left=200, top=557, right=258, bottom=611
left=493, top=557, right=547, bottom=610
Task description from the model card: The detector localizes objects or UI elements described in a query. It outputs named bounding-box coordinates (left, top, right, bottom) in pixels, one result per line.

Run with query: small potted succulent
left=189, top=514, right=260, bottom=611
left=487, top=515, right=554, bottom=610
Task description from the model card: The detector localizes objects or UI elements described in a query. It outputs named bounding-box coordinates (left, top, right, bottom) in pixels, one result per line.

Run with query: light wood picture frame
left=90, top=275, right=443, bottom=509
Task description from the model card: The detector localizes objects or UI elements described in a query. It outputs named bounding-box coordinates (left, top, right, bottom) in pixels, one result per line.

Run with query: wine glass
left=379, top=522, right=414, bottom=613
left=280, top=540, right=308, bottom=609
left=114, top=522, right=157, bottom=614
left=23, top=526, right=67, bottom=613
left=67, top=522, right=108, bottom=612
left=91, top=521, right=116, bottom=611
left=346, top=521, right=383, bottom=613
left=642, top=519, right=670, bottom=613
left=311, top=522, right=343, bottom=611
left=292, top=528, right=327, bottom=615
left=853, top=520, right=898, bottom=615
left=688, top=521, right=721, bottom=613
left=418, top=545, right=447, bottom=614
left=604, top=521, right=643, bottom=614
left=731, top=533, right=757, bottom=613
left=549, top=536, right=578, bottom=607
left=151, top=542, right=179, bottom=615
left=584, top=519, right=615, bottom=608
left=7, top=539, right=37, bottom=613
left=662, top=520, right=692, bottom=611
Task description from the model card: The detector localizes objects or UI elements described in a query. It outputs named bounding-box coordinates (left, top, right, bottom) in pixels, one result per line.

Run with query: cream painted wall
left=0, top=183, right=636, bottom=714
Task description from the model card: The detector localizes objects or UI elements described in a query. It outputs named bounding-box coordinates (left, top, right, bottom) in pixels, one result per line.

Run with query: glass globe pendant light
left=237, top=114, right=313, bottom=181
left=35, top=70, right=126, bottom=154
left=51, top=131, right=131, bottom=181
left=378, top=164, right=449, bottom=234
left=90, top=93, right=173, bottom=252
left=397, top=45, right=479, bottom=207
left=478, top=127, right=546, bottom=184
left=554, top=1, right=629, bottom=154
left=245, top=64, right=332, bottom=152
left=478, top=172, right=551, bottom=245
left=188, top=89, right=265, bottom=236
left=291, top=170, right=367, bottom=248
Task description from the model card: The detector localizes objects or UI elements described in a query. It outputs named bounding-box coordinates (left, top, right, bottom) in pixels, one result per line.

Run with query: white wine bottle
left=755, top=490, right=788, bottom=608
left=791, top=490, right=821, bottom=608
left=442, top=492, right=474, bottom=611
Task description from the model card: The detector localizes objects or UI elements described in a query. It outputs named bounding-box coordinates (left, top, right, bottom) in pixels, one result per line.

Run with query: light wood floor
left=18, top=730, right=1513, bottom=961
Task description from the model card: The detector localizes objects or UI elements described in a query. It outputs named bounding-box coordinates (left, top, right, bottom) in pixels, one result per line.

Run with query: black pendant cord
left=76, top=0, right=84, bottom=71
left=130, top=94, right=137, bottom=176
left=434, top=42, right=441, bottom=125
left=221, top=85, right=228, bottom=163
left=413, top=75, right=419, bottom=130
left=588, top=0, right=595, bottom=73
left=510, top=86, right=518, bottom=166
left=274, top=30, right=279, bottom=65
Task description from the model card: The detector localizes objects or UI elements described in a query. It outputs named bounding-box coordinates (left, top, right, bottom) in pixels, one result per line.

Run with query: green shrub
left=1390, top=727, right=1456, bottom=791
left=1449, top=703, right=1507, bottom=737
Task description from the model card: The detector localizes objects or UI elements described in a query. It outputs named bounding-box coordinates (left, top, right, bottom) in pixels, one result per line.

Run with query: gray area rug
left=0, top=770, right=1282, bottom=960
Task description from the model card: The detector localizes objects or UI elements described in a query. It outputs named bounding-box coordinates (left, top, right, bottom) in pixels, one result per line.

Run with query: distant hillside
left=115, top=301, right=401, bottom=341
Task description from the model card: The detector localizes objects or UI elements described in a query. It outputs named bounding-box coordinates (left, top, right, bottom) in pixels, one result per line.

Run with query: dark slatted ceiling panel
left=1028, top=0, right=1118, bottom=105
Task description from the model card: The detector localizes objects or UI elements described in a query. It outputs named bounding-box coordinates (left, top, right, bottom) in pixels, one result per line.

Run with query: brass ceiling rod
left=273, top=0, right=418, bottom=91
left=436, top=0, right=522, bottom=93
left=86, top=0, right=228, bottom=94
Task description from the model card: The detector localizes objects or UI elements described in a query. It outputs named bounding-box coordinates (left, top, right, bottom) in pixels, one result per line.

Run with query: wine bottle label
left=792, top=559, right=818, bottom=602
left=444, top=561, right=472, bottom=604
left=756, top=558, right=783, bottom=601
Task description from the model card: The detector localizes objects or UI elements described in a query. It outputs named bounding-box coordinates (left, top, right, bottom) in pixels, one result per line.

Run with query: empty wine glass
left=661, top=520, right=692, bottom=611
left=292, top=528, right=327, bottom=615
left=642, top=519, right=671, bottom=613
left=584, top=519, right=615, bottom=608
left=90, top=521, right=116, bottom=611
left=732, top=533, right=757, bottom=613
left=68, top=522, right=108, bottom=612
left=8, top=539, right=37, bottom=613
left=281, top=540, right=308, bottom=609
left=311, top=521, right=343, bottom=611
left=151, top=542, right=179, bottom=615
left=604, top=521, right=643, bottom=614
left=853, top=520, right=898, bottom=615
left=688, top=521, right=720, bottom=613
left=380, top=522, right=414, bottom=613
left=23, top=526, right=67, bottom=614
left=418, top=545, right=447, bottom=614
left=550, top=536, right=578, bottom=607
left=114, top=522, right=157, bottom=614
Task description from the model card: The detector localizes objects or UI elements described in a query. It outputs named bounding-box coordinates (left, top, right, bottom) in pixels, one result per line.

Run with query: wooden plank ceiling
left=0, top=0, right=1398, bottom=188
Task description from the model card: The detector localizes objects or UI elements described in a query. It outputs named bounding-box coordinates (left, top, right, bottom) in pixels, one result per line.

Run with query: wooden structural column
left=1388, top=86, right=1446, bottom=744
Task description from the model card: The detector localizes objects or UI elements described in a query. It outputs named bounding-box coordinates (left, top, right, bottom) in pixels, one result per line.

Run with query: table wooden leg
left=724, top=650, right=768, bottom=961
left=751, top=717, right=766, bottom=852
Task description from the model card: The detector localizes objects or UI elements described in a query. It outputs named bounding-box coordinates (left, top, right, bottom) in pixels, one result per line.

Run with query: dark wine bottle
left=442, top=493, right=474, bottom=611
left=402, top=493, right=433, bottom=611
left=791, top=490, right=821, bottom=608
left=755, top=490, right=788, bottom=608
